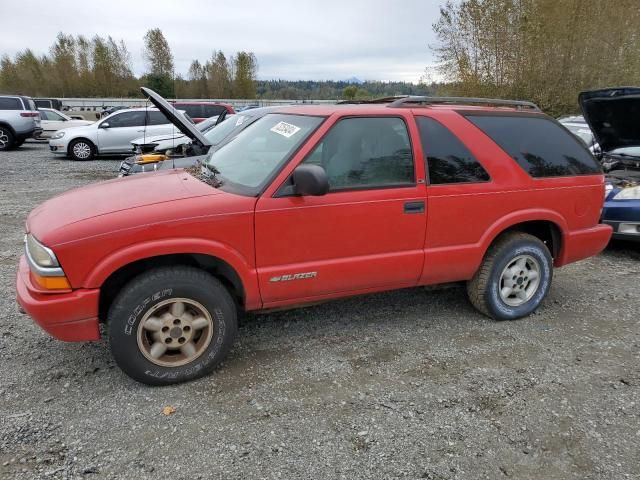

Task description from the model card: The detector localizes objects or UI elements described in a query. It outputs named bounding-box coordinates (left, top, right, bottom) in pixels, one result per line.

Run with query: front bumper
left=16, top=256, right=100, bottom=342
left=601, top=197, right=640, bottom=241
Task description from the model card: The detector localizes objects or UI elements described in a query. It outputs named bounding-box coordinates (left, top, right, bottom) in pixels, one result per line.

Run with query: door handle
left=404, top=201, right=425, bottom=214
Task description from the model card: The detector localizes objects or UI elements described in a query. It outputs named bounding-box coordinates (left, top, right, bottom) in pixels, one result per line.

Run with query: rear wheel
left=467, top=232, right=553, bottom=320
left=68, top=138, right=95, bottom=160
left=0, top=127, right=14, bottom=151
left=108, top=266, right=238, bottom=385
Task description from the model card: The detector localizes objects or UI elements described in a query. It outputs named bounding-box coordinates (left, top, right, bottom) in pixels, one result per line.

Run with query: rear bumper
left=557, top=224, right=613, bottom=266
left=16, top=256, right=100, bottom=342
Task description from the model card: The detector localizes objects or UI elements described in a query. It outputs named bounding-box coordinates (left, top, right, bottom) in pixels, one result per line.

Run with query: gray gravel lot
left=1, top=142, right=639, bottom=479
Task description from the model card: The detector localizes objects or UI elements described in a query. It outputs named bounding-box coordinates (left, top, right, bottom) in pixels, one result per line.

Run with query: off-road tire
left=68, top=138, right=96, bottom=160
left=0, top=127, right=14, bottom=151
left=467, top=232, right=553, bottom=320
left=108, top=266, right=238, bottom=386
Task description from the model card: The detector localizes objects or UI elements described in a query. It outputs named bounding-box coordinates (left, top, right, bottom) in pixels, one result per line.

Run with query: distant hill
left=344, top=76, right=364, bottom=84
left=256, top=79, right=437, bottom=100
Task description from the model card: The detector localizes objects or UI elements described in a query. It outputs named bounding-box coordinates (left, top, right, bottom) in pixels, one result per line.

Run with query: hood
left=141, top=87, right=210, bottom=149
left=579, top=87, right=640, bottom=152
left=27, top=169, right=222, bottom=245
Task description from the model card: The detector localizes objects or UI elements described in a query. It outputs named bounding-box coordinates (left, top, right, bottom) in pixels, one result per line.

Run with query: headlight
left=51, top=131, right=65, bottom=140
left=613, top=186, right=640, bottom=200
left=26, top=234, right=59, bottom=268
left=605, top=183, right=613, bottom=199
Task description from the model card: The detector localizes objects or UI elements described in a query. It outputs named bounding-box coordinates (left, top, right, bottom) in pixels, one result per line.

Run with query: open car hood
left=141, top=87, right=211, bottom=149
left=579, top=87, right=640, bottom=153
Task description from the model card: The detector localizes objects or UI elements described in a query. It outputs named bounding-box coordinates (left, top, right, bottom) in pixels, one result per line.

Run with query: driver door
left=255, top=115, right=427, bottom=306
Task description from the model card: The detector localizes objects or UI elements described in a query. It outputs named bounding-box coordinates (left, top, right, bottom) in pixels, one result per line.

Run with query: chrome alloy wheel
left=137, top=298, right=214, bottom=367
left=499, top=255, right=541, bottom=307
left=0, top=130, right=9, bottom=148
left=72, top=141, right=92, bottom=159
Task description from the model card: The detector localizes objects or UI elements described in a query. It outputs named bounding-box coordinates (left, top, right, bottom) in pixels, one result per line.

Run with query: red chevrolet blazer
left=16, top=95, right=612, bottom=385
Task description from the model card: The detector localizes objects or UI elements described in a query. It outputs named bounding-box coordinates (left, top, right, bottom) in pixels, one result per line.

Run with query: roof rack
left=386, top=96, right=541, bottom=111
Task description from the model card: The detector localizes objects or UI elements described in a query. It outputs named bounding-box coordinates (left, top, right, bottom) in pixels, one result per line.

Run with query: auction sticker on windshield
left=270, top=121, right=301, bottom=138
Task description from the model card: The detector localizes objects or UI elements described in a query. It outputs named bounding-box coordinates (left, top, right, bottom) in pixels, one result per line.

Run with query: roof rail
left=386, top=96, right=541, bottom=111
left=337, top=96, right=407, bottom=105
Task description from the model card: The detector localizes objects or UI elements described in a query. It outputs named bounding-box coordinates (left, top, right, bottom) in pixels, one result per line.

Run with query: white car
left=49, top=107, right=186, bottom=160
left=37, top=108, right=94, bottom=139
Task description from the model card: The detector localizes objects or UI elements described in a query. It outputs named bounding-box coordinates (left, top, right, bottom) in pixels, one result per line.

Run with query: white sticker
left=235, top=116, right=246, bottom=126
left=270, top=121, right=301, bottom=138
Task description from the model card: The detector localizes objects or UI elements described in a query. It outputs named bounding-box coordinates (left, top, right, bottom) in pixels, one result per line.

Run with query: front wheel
left=467, top=232, right=553, bottom=320
left=108, top=266, right=238, bottom=385
left=68, top=138, right=96, bottom=160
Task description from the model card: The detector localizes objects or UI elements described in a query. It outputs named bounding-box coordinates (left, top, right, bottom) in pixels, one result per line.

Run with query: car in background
left=130, top=114, right=224, bottom=154
left=580, top=87, right=640, bottom=241
left=0, top=94, right=42, bottom=150
left=558, top=115, right=600, bottom=154
left=119, top=89, right=284, bottom=176
left=49, top=107, right=188, bottom=160
left=34, top=98, right=63, bottom=111
left=37, top=108, right=94, bottom=139
left=100, top=106, right=129, bottom=118
left=171, top=101, right=235, bottom=123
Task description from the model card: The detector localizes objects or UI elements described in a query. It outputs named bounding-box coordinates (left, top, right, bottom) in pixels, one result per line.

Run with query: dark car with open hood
left=580, top=87, right=640, bottom=241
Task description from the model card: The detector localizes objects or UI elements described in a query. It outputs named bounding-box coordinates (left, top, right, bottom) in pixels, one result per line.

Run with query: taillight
left=20, top=112, right=40, bottom=117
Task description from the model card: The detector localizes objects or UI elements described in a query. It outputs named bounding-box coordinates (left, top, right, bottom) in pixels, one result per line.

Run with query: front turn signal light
left=31, top=272, right=71, bottom=290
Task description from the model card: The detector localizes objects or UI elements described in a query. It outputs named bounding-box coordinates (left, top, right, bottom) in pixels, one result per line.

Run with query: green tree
left=143, top=28, right=174, bottom=77
left=342, top=85, right=357, bottom=100
left=231, top=51, right=257, bottom=98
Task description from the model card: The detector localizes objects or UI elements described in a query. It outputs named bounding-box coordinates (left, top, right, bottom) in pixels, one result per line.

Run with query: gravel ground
left=1, top=142, right=639, bottom=480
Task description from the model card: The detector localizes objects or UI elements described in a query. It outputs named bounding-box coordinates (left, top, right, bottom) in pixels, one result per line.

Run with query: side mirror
left=99, top=122, right=110, bottom=129
left=292, top=164, right=329, bottom=196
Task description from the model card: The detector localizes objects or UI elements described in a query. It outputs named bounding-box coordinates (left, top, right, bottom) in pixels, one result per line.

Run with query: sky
left=2, top=0, right=443, bottom=83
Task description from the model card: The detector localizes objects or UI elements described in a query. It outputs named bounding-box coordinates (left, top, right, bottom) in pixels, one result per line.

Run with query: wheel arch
left=0, top=121, right=17, bottom=136
left=98, top=252, right=249, bottom=323
left=480, top=210, right=567, bottom=262
left=89, top=238, right=261, bottom=322
left=67, top=136, right=97, bottom=156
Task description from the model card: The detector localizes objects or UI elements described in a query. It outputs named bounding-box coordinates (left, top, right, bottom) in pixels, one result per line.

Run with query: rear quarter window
left=0, top=97, right=22, bottom=110
left=417, top=116, right=490, bottom=184
left=176, top=104, right=203, bottom=118
left=465, top=114, right=601, bottom=177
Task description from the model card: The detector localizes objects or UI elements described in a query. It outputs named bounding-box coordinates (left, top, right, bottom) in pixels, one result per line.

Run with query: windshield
left=203, top=115, right=247, bottom=145
left=205, top=113, right=324, bottom=192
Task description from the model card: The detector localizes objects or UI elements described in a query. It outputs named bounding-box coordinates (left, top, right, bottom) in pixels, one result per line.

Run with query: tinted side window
left=106, top=111, right=147, bottom=128
left=303, top=117, right=414, bottom=190
left=0, top=97, right=22, bottom=110
left=147, top=111, right=170, bottom=125
left=203, top=105, right=226, bottom=117
left=417, top=116, right=490, bottom=184
left=465, top=114, right=601, bottom=177
left=176, top=105, right=203, bottom=118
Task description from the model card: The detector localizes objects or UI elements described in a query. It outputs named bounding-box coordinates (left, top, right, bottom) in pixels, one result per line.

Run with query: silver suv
left=0, top=95, right=42, bottom=150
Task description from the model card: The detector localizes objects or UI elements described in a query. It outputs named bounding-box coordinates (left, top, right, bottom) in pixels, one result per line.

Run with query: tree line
left=0, top=29, right=259, bottom=99
left=430, top=0, right=640, bottom=116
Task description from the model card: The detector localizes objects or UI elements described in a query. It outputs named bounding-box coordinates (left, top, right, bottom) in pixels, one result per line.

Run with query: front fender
left=83, top=237, right=261, bottom=310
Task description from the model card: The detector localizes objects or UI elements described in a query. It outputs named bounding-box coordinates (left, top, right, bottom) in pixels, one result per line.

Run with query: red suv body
left=170, top=101, right=235, bottom=123
left=16, top=96, right=612, bottom=384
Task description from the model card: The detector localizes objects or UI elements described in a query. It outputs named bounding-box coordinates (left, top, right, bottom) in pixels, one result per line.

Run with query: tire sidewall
left=69, top=139, right=95, bottom=161
left=108, top=275, right=236, bottom=385
left=486, top=240, right=552, bottom=320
